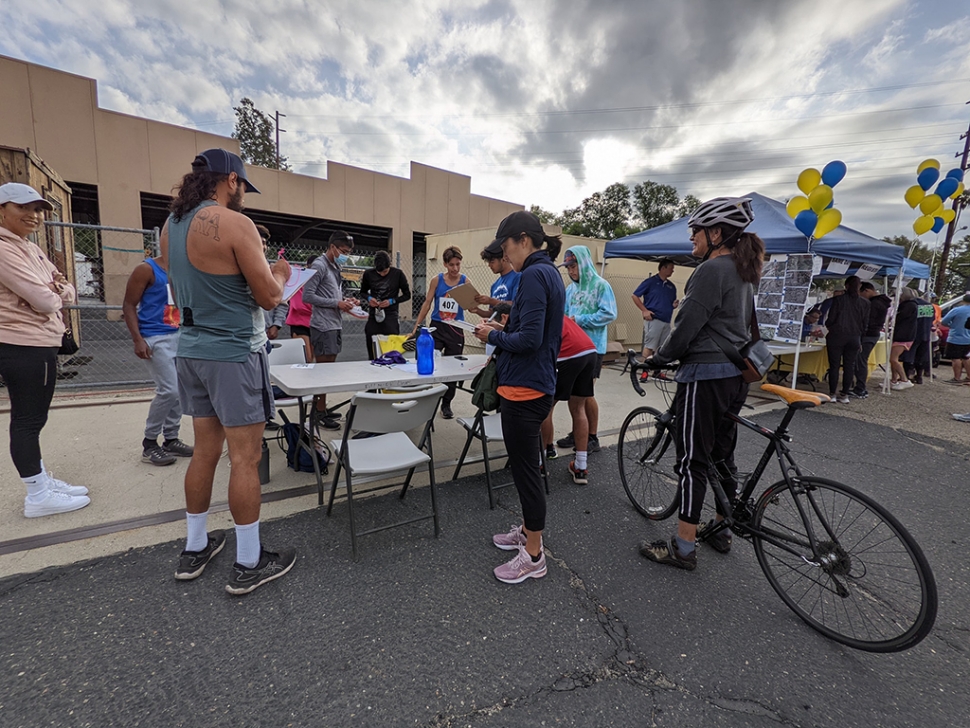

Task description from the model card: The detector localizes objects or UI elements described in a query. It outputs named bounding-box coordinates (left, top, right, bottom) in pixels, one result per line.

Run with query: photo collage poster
left=756, top=254, right=814, bottom=343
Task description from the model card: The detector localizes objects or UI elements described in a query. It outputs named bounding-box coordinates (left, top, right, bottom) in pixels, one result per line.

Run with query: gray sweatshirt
left=655, top=254, right=754, bottom=366
left=302, top=255, right=344, bottom=332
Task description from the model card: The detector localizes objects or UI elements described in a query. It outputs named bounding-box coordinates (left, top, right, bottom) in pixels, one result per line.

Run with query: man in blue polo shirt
left=632, top=259, right=678, bottom=366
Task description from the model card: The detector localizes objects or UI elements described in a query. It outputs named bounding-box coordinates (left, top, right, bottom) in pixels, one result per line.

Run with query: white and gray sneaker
left=45, top=471, right=89, bottom=496
left=24, top=489, right=90, bottom=518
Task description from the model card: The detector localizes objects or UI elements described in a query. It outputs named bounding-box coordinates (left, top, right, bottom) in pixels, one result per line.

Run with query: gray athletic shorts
left=176, top=350, right=275, bottom=427
left=310, top=328, right=342, bottom=357
left=642, top=319, right=671, bottom=352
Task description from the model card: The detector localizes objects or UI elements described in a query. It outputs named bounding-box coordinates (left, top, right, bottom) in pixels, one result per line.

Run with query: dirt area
left=817, top=375, right=970, bottom=450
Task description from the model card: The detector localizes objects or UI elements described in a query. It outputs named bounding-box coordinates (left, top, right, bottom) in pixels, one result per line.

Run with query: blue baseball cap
left=191, top=148, right=260, bottom=193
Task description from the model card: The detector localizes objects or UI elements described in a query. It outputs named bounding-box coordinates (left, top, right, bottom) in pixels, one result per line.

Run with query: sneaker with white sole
left=24, top=489, right=90, bottom=518
left=162, top=438, right=194, bottom=457
left=639, top=537, right=697, bottom=571
left=225, top=546, right=297, bottom=595
left=142, top=444, right=177, bottom=466
left=494, top=546, right=547, bottom=583
left=45, top=471, right=88, bottom=496
left=891, top=381, right=914, bottom=391
left=569, top=461, right=589, bottom=485
left=492, top=523, right=528, bottom=551
left=174, top=531, right=227, bottom=580
left=952, top=413, right=970, bottom=423
left=836, top=393, right=850, bottom=404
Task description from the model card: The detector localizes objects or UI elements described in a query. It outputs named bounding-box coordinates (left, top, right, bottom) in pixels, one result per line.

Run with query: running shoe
left=174, top=531, right=227, bottom=580
left=492, top=524, right=527, bottom=551
left=493, top=546, right=547, bottom=583
left=639, top=538, right=697, bottom=571
left=568, top=461, right=589, bottom=485
left=162, top=439, right=194, bottom=457
left=143, top=444, right=177, bottom=466
left=225, top=547, right=297, bottom=595
left=696, top=520, right=732, bottom=554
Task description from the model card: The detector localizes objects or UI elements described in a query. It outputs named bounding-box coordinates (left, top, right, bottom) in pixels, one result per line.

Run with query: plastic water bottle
left=416, top=327, right=435, bottom=375
left=375, top=306, right=385, bottom=323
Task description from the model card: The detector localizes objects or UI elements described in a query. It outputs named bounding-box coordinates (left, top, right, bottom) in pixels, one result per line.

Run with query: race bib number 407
left=438, top=296, right=459, bottom=320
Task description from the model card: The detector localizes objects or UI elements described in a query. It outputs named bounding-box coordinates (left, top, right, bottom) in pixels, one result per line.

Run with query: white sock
left=235, top=521, right=261, bottom=568
left=575, top=451, right=587, bottom=470
left=22, top=471, right=49, bottom=499
left=185, top=511, right=209, bottom=552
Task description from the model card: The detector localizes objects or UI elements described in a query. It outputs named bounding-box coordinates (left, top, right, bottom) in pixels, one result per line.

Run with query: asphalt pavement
left=1, top=404, right=967, bottom=727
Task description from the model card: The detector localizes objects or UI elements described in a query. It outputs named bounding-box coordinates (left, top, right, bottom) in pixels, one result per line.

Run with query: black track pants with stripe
left=672, top=375, right=749, bottom=525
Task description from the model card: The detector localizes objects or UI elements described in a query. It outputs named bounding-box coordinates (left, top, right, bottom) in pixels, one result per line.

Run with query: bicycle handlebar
left=625, top=350, right=676, bottom=397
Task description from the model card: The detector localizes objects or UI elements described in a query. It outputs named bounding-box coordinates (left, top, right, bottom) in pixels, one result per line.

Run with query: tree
left=232, top=98, right=289, bottom=170
left=529, top=205, right=559, bottom=225
left=631, top=181, right=680, bottom=230
left=676, top=194, right=702, bottom=219
left=558, top=183, right=633, bottom=240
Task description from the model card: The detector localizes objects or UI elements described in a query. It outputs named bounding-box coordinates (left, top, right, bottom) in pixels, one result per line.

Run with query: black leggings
left=826, top=335, right=861, bottom=395
left=0, top=343, right=58, bottom=478
left=500, top=394, right=553, bottom=532
left=432, top=322, right=464, bottom=405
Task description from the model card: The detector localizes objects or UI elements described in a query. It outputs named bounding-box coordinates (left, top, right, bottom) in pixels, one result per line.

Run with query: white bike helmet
left=688, top=197, right=754, bottom=231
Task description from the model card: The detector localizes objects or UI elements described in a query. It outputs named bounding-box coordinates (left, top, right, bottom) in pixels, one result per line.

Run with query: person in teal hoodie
left=558, top=245, right=617, bottom=455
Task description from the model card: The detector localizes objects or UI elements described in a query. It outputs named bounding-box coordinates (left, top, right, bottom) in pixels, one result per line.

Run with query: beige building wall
left=426, top=228, right=692, bottom=350
left=0, top=54, right=522, bottom=305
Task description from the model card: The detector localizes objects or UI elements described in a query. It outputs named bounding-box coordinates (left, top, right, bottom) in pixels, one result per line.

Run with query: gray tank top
left=167, top=201, right=267, bottom=362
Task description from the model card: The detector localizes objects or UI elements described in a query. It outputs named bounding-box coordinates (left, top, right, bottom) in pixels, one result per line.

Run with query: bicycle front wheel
left=752, top=477, right=937, bottom=652
left=617, top=406, right=679, bottom=520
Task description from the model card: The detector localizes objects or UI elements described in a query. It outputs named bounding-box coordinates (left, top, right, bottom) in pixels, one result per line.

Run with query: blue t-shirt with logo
left=633, top=275, right=677, bottom=323
left=491, top=270, right=520, bottom=304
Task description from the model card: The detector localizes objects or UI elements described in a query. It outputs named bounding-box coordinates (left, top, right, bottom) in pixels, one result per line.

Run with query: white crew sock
left=22, top=471, right=49, bottom=499
left=185, top=511, right=209, bottom=552
left=575, top=451, right=588, bottom=470
left=235, top=521, right=261, bottom=568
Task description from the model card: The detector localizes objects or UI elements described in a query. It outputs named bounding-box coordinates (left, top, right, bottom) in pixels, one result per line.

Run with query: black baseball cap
left=490, top=210, right=544, bottom=247
left=191, top=148, right=260, bottom=193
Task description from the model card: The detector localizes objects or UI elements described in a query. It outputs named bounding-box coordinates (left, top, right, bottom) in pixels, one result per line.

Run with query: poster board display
left=756, top=254, right=814, bottom=343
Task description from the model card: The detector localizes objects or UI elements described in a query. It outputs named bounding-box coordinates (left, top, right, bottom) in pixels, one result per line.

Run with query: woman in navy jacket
left=475, top=211, right=564, bottom=584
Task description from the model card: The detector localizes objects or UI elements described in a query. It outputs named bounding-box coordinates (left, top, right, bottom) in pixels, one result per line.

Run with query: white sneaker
left=45, top=471, right=89, bottom=496
left=952, top=413, right=970, bottom=423
left=24, top=489, right=91, bottom=518
left=891, top=381, right=914, bottom=391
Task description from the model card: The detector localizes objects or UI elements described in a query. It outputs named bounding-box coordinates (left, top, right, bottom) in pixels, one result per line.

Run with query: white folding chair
left=268, top=339, right=308, bottom=409
left=327, top=384, right=447, bottom=560
left=453, top=406, right=549, bottom=509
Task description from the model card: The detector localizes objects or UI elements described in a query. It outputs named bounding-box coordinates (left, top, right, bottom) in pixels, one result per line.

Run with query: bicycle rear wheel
left=617, top=406, right=679, bottom=520
left=752, top=477, right=937, bottom=652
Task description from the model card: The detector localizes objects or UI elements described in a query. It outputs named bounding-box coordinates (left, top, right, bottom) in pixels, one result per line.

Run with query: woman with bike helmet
left=640, top=196, right=764, bottom=570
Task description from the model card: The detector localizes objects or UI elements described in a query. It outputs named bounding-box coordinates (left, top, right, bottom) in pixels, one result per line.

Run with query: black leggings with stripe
left=672, top=375, right=749, bottom=525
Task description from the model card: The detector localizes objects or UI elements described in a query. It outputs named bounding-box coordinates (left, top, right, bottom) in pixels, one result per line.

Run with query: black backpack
left=279, top=413, right=329, bottom=474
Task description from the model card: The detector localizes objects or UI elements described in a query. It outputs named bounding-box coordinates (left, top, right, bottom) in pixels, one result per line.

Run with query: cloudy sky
left=2, top=0, right=969, bottom=239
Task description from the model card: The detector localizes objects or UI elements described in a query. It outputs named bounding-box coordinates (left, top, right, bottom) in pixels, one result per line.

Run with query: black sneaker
left=143, top=444, right=177, bottom=466
left=162, top=438, right=194, bottom=457
left=440, top=403, right=454, bottom=419
left=696, top=519, right=732, bottom=554
left=545, top=445, right=558, bottom=460
left=848, top=390, right=868, bottom=399
left=225, top=547, right=297, bottom=595
left=174, top=531, right=226, bottom=580
left=319, top=416, right=341, bottom=431
left=639, top=537, right=697, bottom=571
left=556, top=432, right=575, bottom=449
left=587, top=436, right=601, bottom=454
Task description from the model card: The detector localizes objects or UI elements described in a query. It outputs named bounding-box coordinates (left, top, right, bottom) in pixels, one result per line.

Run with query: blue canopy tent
left=604, top=192, right=905, bottom=271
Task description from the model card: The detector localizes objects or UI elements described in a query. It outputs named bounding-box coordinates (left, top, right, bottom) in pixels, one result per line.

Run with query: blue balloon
left=935, top=177, right=958, bottom=200
left=794, top=209, right=818, bottom=237
left=917, top=167, right=940, bottom=191
left=945, top=168, right=964, bottom=182
left=825, top=199, right=834, bottom=209
left=932, top=217, right=945, bottom=234
left=821, top=160, right=847, bottom=187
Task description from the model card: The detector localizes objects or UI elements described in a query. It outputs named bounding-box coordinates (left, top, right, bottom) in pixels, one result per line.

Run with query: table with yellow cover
left=768, top=339, right=888, bottom=382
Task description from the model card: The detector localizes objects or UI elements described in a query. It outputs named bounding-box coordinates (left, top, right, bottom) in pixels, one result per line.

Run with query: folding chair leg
left=428, top=460, right=440, bottom=538
left=452, top=426, right=476, bottom=481
left=481, top=433, right=496, bottom=509
left=344, top=465, right=359, bottom=561
left=400, top=467, right=416, bottom=499
left=327, top=457, right=342, bottom=513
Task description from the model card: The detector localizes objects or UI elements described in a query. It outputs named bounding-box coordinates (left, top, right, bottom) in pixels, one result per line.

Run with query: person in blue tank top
left=410, top=245, right=467, bottom=419
left=160, top=148, right=296, bottom=596
left=122, top=256, right=194, bottom=467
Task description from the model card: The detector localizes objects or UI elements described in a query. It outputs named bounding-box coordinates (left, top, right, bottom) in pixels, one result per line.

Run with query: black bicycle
left=617, top=351, right=937, bottom=653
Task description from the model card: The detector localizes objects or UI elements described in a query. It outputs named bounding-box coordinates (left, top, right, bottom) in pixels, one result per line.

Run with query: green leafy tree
left=529, top=205, right=559, bottom=225
left=558, top=183, right=633, bottom=240
left=676, top=194, right=702, bottom=219
left=232, top=98, right=289, bottom=170
left=631, top=181, right=680, bottom=229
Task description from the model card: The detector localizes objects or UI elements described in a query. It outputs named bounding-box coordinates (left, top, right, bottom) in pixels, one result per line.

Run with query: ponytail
left=729, top=231, right=764, bottom=284
left=543, top=234, right=563, bottom=261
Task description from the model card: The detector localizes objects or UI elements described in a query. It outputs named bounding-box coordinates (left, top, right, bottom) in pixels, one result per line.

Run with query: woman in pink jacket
left=0, top=183, right=89, bottom=517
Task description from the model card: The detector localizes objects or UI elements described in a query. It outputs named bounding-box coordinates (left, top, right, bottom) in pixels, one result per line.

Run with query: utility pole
left=934, top=102, right=970, bottom=298
left=274, top=110, right=286, bottom=170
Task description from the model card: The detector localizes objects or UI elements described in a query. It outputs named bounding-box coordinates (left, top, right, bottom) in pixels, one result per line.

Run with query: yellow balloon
left=919, top=194, right=943, bottom=215
left=808, top=184, right=833, bottom=213
left=813, top=208, right=842, bottom=239
left=917, top=158, right=940, bottom=174
left=904, top=184, right=925, bottom=208
left=941, top=208, right=956, bottom=224
left=952, top=181, right=965, bottom=200
left=786, top=196, right=810, bottom=219
left=797, top=168, right=821, bottom=195
left=913, top=215, right=934, bottom=236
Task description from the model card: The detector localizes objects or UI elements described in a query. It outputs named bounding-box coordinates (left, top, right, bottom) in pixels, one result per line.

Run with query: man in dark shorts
left=303, top=231, right=359, bottom=429
left=540, top=313, right=598, bottom=484
left=161, top=148, right=296, bottom=596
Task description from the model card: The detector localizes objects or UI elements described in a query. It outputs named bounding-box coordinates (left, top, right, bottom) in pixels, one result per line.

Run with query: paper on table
left=444, top=282, right=482, bottom=311
left=291, top=363, right=315, bottom=369
left=392, top=362, right=419, bottom=373
left=445, top=319, right=479, bottom=332
left=282, top=266, right=317, bottom=303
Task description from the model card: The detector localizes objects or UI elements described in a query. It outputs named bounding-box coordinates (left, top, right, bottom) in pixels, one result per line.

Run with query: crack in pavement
left=424, top=531, right=802, bottom=727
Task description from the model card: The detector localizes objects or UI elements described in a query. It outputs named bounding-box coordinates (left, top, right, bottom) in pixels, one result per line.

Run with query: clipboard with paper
left=443, top=282, right=482, bottom=312
left=282, top=266, right=317, bottom=303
